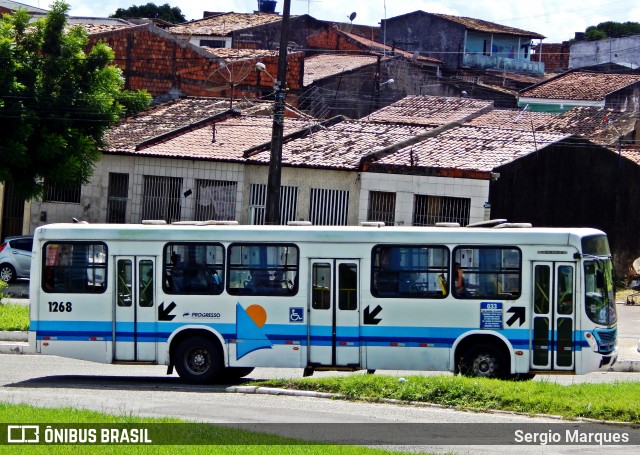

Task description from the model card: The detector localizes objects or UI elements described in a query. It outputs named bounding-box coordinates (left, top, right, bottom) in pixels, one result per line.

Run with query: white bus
left=28, top=222, right=617, bottom=383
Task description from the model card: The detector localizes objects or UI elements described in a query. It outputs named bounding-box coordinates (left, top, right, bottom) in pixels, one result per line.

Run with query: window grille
left=43, top=182, right=81, bottom=204
left=141, top=175, right=182, bottom=223
left=194, top=179, right=237, bottom=221
left=106, top=173, right=129, bottom=223
left=413, top=195, right=470, bottom=226
left=368, top=191, right=396, bottom=226
left=248, top=183, right=298, bottom=225
left=309, top=188, right=349, bottom=225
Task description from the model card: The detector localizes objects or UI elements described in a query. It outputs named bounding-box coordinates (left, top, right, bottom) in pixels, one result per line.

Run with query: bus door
left=531, top=262, right=576, bottom=371
left=308, top=259, right=360, bottom=367
left=114, top=256, right=156, bottom=362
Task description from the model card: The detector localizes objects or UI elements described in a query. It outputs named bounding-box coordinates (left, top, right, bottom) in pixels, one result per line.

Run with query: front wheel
left=459, top=344, right=508, bottom=379
left=174, top=336, right=222, bottom=384
left=0, top=264, right=16, bottom=283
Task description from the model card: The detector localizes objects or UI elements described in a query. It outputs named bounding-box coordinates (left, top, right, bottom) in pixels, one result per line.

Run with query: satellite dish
left=349, top=12, right=357, bottom=22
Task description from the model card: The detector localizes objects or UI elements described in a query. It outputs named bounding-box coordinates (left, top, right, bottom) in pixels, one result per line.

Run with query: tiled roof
left=0, top=0, right=47, bottom=13
left=104, top=98, right=266, bottom=152
left=520, top=72, right=640, bottom=101
left=432, top=13, right=545, bottom=39
left=372, top=126, right=569, bottom=172
left=303, top=54, right=380, bottom=86
left=248, top=120, right=433, bottom=170
left=466, top=109, right=558, bottom=130
left=201, top=48, right=279, bottom=61
left=365, top=95, right=493, bottom=126
left=621, top=148, right=640, bottom=166
left=537, top=107, right=639, bottom=146
left=78, top=23, right=136, bottom=34
left=168, top=12, right=284, bottom=36
left=336, top=29, right=442, bottom=64
left=133, top=116, right=314, bottom=161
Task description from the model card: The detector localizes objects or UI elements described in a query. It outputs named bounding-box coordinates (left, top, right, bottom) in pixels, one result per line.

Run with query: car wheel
left=174, top=336, right=223, bottom=384
left=0, top=264, right=16, bottom=283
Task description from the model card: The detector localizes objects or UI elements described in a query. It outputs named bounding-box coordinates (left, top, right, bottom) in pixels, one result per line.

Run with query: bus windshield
left=584, top=258, right=617, bottom=326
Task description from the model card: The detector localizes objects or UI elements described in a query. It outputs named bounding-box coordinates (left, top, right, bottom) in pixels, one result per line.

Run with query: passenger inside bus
left=454, top=262, right=465, bottom=296
left=374, top=249, right=398, bottom=294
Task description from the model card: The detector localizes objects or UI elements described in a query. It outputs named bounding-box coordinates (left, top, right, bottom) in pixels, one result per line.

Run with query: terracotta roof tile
left=432, top=13, right=545, bottom=39
left=520, top=72, right=640, bottom=101
left=248, top=120, right=433, bottom=169
left=365, top=95, right=493, bottom=126
left=132, top=116, right=314, bottom=161
left=104, top=98, right=269, bottom=152
left=466, top=109, right=558, bottom=130
left=335, top=29, right=442, bottom=64
left=303, top=54, right=380, bottom=86
left=201, top=48, right=279, bottom=60
left=373, top=126, right=568, bottom=172
left=168, top=12, right=284, bottom=36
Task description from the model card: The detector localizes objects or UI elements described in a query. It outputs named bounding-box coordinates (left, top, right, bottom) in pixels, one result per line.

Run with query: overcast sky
left=21, top=0, right=640, bottom=43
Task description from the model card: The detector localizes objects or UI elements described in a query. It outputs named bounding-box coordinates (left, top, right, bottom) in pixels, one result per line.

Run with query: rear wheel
left=460, top=344, right=508, bottom=379
left=0, top=264, right=15, bottom=283
left=174, top=336, right=222, bottom=384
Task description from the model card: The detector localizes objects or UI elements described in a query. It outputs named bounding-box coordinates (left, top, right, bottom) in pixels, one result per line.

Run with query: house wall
left=360, top=173, right=489, bottom=226
left=383, top=13, right=466, bottom=69
left=489, top=138, right=640, bottom=275
left=533, top=42, right=570, bottom=73
left=605, top=83, right=640, bottom=111
left=232, top=16, right=328, bottom=51
left=569, top=35, right=640, bottom=70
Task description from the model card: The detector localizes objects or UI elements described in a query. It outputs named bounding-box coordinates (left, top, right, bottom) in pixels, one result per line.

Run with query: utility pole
left=265, top=0, right=291, bottom=224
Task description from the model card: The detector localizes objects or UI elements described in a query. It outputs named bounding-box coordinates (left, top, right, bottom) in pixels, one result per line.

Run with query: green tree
left=111, top=3, right=186, bottom=24
left=0, top=1, right=152, bottom=200
left=583, top=21, right=640, bottom=41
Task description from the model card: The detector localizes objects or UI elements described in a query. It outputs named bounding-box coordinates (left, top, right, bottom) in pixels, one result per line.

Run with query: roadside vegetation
left=0, top=302, right=28, bottom=331
left=0, top=403, right=401, bottom=454
left=256, top=374, right=640, bottom=423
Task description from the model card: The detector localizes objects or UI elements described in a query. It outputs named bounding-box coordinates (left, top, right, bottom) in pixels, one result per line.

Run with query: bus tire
left=222, top=367, right=255, bottom=382
left=460, top=344, right=507, bottom=379
left=174, top=336, right=222, bottom=384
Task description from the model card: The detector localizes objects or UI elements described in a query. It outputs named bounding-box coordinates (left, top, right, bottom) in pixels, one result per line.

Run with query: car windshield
left=584, top=258, right=617, bottom=325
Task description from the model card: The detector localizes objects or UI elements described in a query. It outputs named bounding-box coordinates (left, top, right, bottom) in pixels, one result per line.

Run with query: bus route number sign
left=480, top=302, right=502, bottom=329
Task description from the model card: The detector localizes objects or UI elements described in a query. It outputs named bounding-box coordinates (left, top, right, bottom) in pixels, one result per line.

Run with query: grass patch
left=0, top=303, right=29, bottom=331
left=256, top=374, right=640, bottom=423
left=0, top=403, right=401, bottom=454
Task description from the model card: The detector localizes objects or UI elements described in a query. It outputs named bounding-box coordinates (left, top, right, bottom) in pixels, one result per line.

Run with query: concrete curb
left=225, top=385, right=338, bottom=399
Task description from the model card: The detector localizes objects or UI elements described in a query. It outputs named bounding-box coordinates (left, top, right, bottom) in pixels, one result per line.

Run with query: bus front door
left=308, top=259, right=360, bottom=368
left=531, top=262, right=576, bottom=371
left=114, top=256, right=157, bottom=362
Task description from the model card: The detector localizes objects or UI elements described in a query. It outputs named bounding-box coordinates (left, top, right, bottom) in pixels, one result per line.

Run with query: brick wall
left=534, top=43, right=570, bottom=73
left=88, top=24, right=303, bottom=101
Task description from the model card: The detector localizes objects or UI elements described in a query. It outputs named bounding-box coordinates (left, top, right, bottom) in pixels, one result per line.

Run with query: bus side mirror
left=596, top=270, right=605, bottom=289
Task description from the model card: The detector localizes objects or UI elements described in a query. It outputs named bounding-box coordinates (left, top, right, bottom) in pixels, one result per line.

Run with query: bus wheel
left=222, top=367, right=255, bottom=382
left=460, top=344, right=507, bottom=379
left=175, top=336, right=222, bottom=384
left=510, top=373, right=536, bottom=381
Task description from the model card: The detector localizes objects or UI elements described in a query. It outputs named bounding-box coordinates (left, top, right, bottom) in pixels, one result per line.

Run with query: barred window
left=368, top=191, right=395, bottom=226
left=141, top=175, right=182, bottom=223
left=194, top=179, right=237, bottom=221
left=43, top=182, right=81, bottom=204
left=107, top=173, right=129, bottom=223
left=309, top=188, right=349, bottom=225
left=413, top=195, right=470, bottom=226
left=248, top=183, right=298, bottom=225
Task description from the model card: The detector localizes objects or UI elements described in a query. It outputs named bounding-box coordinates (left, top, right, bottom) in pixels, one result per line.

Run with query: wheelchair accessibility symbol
left=289, top=307, right=304, bottom=323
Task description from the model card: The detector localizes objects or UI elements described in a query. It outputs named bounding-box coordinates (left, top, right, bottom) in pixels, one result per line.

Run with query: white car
left=0, top=236, right=33, bottom=282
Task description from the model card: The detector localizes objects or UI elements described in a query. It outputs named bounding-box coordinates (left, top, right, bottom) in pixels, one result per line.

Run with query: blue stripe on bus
left=31, top=320, right=588, bottom=351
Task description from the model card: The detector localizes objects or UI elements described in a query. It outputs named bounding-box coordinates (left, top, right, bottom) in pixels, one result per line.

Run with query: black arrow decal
left=159, top=301, right=177, bottom=321
left=506, top=306, right=525, bottom=327
left=363, top=305, right=382, bottom=325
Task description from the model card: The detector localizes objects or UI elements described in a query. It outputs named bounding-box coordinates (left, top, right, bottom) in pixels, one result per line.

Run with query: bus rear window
left=42, top=242, right=107, bottom=294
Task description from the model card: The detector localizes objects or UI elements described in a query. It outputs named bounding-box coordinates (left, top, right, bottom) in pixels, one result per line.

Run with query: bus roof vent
left=359, top=221, right=385, bottom=228
left=435, top=222, right=460, bottom=228
left=201, top=220, right=239, bottom=225
left=142, top=220, right=167, bottom=225
left=466, top=219, right=507, bottom=228
left=172, top=221, right=198, bottom=225
left=287, top=221, right=312, bottom=226
left=493, top=222, right=532, bottom=229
